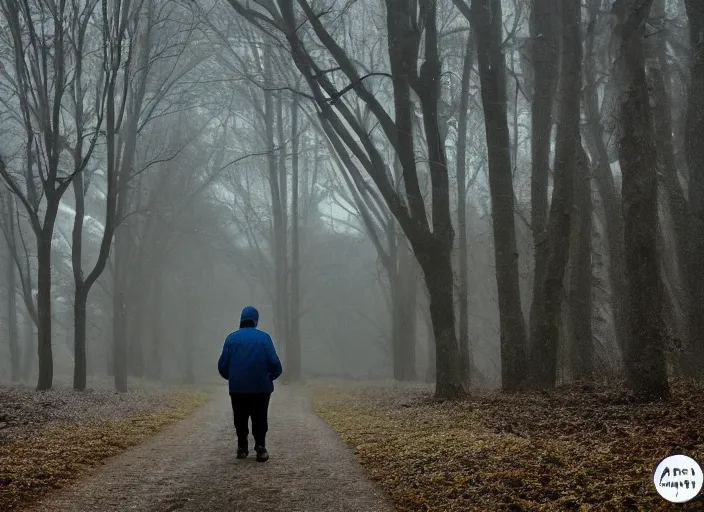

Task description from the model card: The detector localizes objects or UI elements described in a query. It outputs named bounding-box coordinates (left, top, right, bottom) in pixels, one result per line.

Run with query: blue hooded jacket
left=217, top=306, right=283, bottom=393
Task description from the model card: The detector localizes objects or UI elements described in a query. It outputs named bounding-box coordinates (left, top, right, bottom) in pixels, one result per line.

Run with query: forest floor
left=5, top=383, right=392, bottom=512
left=310, top=380, right=704, bottom=512
left=0, top=378, right=210, bottom=510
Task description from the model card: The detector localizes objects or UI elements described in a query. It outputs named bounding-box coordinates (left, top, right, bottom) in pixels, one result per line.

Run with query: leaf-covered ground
left=311, top=381, right=704, bottom=512
left=0, top=383, right=210, bottom=510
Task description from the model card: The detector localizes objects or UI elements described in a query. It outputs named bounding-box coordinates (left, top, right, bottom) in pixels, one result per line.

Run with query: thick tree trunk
left=36, top=208, right=58, bottom=390
left=684, top=0, right=704, bottom=378
left=73, top=286, right=88, bottom=390
left=456, top=29, right=474, bottom=385
left=647, top=3, right=692, bottom=367
left=617, top=0, right=669, bottom=400
left=71, top=174, right=88, bottom=390
left=421, top=246, right=461, bottom=397
left=527, top=0, right=582, bottom=389
left=528, top=0, right=559, bottom=349
left=418, top=0, right=464, bottom=398
left=568, top=146, right=594, bottom=381
left=471, top=0, right=527, bottom=391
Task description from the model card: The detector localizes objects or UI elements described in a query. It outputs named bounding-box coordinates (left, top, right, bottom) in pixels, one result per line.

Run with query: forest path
left=28, top=385, right=392, bottom=512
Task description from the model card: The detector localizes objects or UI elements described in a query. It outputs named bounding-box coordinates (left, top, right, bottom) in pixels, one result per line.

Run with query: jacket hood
left=240, top=306, right=259, bottom=327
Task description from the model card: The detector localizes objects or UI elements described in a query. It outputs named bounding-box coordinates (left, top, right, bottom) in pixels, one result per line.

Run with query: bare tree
left=456, top=29, right=474, bottom=385
left=527, top=0, right=559, bottom=355
left=567, top=146, right=594, bottom=381
left=226, top=0, right=466, bottom=396
left=615, top=0, right=669, bottom=400
left=468, top=0, right=527, bottom=391
left=0, top=0, right=94, bottom=389
left=526, top=0, right=582, bottom=389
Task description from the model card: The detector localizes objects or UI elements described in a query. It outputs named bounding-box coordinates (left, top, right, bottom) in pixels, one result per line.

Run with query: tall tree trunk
left=528, top=0, right=559, bottom=353
left=71, top=173, right=88, bottom=390
left=36, top=205, right=58, bottom=390
left=568, top=146, right=594, bottom=381
left=288, top=95, right=302, bottom=381
left=583, top=0, right=629, bottom=356
left=456, top=29, right=474, bottom=386
left=647, top=0, right=692, bottom=368
left=616, top=0, right=669, bottom=400
left=73, top=286, right=88, bottom=390
left=417, top=0, right=463, bottom=398
left=684, top=0, right=704, bottom=378
left=471, top=0, right=527, bottom=391
left=527, top=0, right=582, bottom=389
left=263, top=50, right=288, bottom=359
left=6, top=226, right=20, bottom=381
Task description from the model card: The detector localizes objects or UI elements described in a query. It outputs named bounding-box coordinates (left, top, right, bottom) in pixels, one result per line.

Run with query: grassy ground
left=310, top=380, right=704, bottom=512
left=0, top=384, right=211, bottom=510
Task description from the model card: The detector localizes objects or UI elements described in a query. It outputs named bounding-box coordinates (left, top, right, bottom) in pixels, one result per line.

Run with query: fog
left=0, top=0, right=700, bottom=401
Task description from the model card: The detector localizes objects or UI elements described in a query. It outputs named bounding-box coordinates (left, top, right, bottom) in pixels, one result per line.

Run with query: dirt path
left=27, top=385, right=392, bottom=512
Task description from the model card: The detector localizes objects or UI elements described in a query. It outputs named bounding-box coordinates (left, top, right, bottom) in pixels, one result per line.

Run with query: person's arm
left=217, top=338, right=231, bottom=380
left=265, top=336, right=282, bottom=381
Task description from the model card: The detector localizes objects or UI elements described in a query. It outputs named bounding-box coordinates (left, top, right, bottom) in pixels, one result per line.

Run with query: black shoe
left=255, top=445, right=269, bottom=462
left=236, top=447, right=248, bottom=459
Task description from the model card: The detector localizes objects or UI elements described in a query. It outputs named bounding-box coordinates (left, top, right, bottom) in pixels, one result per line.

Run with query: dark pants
left=229, top=392, right=271, bottom=449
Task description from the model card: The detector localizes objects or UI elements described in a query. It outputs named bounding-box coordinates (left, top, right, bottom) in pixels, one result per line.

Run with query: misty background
left=0, top=0, right=700, bottom=401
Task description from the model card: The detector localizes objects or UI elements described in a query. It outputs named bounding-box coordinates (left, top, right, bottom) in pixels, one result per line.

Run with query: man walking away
left=218, top=306, right=282, bottom=462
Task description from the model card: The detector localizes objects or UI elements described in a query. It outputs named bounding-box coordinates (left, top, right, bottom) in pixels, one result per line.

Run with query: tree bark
left=471, top=0, right=527, bottom=391
left=73, top=286, right=88, bottom=390
left=568, top=146, right=594, bottom=381
left=583, top=0, right=629, bottom=356
left=616, top=0, right=670, bottom=400
left=456, top=29, right=474, bottom=386
left=527, top=0, right=582, bottom=389
left=416, top=0, right=463, bottom=398
left=4, top=196, right=20, bottom=382
left=646, top=1, right=692, bottom=369
left=36, top=207, right=58, bottom=390
left=528, top=0, right=559, bottom=352
left=684, top=0, right=704, bottom=378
